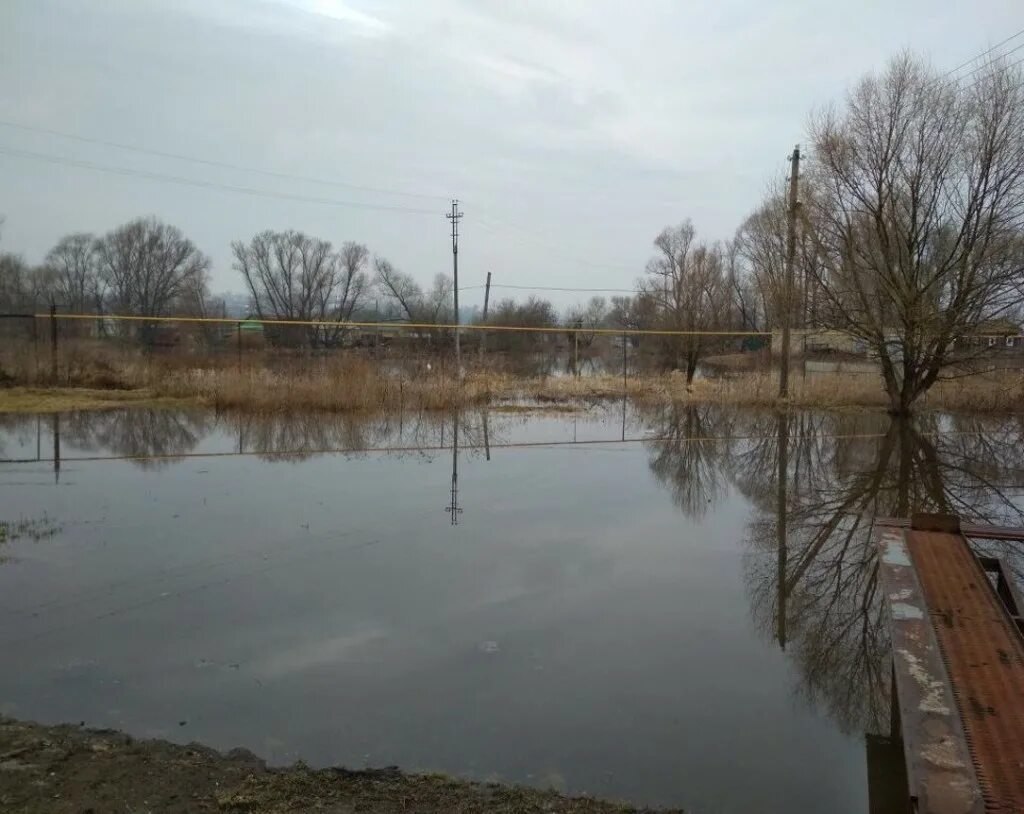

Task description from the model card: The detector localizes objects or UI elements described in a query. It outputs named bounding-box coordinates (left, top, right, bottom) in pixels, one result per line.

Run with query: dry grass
left=2, top=340, right=1023, bottom=414
left=0, top=387, right=192, bottom=414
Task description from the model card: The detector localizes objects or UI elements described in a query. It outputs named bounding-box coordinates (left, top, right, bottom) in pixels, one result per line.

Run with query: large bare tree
left=641, top=220, right=730, bottom=382
left=805, top=53, right=1024, bottom=413
left=232, top=230, right=367, bottom=346
left=96, top=217, right=209, bottom=340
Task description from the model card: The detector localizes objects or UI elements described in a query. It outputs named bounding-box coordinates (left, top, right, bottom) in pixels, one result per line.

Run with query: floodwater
left=1, top=404, right=1023, bottom=813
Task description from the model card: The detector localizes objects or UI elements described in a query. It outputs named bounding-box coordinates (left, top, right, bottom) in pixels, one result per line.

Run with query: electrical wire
left=0, top=146, right=439, bottom=215
left=0, top=119, right=448, bottom=202
left=951, top=39, right=1024, bottom=81
left=943, top=27, right=1024, bottom=77
left=960, top=55, right=1024, bottom=93
left=485, top=283, right=641, bottom=294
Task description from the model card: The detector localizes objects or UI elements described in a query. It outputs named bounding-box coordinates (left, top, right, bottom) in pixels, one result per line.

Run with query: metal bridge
left=876, top=514, right=1024, bottom=814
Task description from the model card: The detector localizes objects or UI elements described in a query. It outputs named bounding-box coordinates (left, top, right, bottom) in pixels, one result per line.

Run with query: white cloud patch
left=304, top=0, right=391, bottom=36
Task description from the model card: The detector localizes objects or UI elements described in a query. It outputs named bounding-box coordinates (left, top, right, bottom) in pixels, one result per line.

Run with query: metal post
left=32, top=314, right=39, bottom=380
left=574, top=331, right=579, bottom=377
left=621, top=391, right=627, bottom=443
left=52, top=412, right=61, bottom=484
left=236, top=321, right=242, bottom=370
left=622, top=331, right=627, bottom=394
left=49, top=302, right=58, bottom=382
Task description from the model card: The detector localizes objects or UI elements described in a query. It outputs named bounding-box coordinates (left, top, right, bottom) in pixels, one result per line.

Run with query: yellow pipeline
left=34, top=312, right=771, bottom=338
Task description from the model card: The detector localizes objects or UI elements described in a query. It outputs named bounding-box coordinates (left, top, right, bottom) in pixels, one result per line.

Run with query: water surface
left=2, top=405, right=1022, bottom=813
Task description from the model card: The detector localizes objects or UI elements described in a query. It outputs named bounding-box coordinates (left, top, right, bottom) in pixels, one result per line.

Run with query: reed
left=2, top=341, right=1023, bottom=414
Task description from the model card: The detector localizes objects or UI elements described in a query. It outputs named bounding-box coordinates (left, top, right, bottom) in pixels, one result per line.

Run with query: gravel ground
left=0, top=717, right=680, bottom=813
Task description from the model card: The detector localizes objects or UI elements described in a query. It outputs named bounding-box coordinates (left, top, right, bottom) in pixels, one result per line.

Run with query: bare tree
left=563, top=295, right=608, bottom=349
left=805, top=53, right=1024, bottom=413
left=0, top=253, right=35, bottom=312
left=485, top=295, right=557, bottom=353
left=44, top=233, right=103, bottom=315
left=232, top=230, right=367, bottom=346
left=374, top=258, right=452, bottom=324
left=641, top=220, right=730, bottom=382
left=96, top=217, right=209, bottom=341
left=735, top=191, right=787, bottom=329
left=334, top=241, right=369, bottom=324
left=609, top=292, right=658, bottom=333
left=723, top=235, right=762, bottom=331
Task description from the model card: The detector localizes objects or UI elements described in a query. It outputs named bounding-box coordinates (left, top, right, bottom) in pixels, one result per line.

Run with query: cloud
left=302, top=0, right=391, bottom=37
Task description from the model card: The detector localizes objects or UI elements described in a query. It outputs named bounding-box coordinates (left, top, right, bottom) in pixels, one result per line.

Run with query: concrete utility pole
left=446, top=200, right=463, bottom=376
left=446, top=410, right=462, bottom=525
left=775, top=411, right=789, bottom=651
left=779, top=145, right=800, bottom=398
left=479, top=271, right=491, bottom=363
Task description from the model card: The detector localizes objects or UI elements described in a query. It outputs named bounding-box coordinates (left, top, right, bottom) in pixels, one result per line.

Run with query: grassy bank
left=0, top=717, right=674, bottom=814
left=1, top=344, right=1023, bottom=414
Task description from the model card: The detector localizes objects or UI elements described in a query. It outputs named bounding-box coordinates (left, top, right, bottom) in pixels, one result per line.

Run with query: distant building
left=771, top=328, right=865, bottom=357
left=773, top=322, right=1024, bottom=357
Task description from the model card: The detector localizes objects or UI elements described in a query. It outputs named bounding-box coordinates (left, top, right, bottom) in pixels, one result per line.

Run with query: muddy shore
left=0, top=717, right=678, bottom=813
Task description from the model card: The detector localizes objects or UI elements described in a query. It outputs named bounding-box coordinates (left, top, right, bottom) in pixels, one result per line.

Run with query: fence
left=0, top=311, right=777, bottom=387
left=4, top=312, right=1021, bottom=395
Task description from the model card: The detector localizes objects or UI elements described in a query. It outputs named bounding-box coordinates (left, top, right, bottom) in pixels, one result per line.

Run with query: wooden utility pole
left=446, top=200, right=463, bottom=377
left=779, top=145, right=800, bottom=398
left=479, top=271, right=491, bottom=363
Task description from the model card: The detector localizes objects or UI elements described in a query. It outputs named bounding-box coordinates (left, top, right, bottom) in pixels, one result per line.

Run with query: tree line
left=1, top=52, right=1021, bottom=411
left=621, top=53, right=1024, bottom=410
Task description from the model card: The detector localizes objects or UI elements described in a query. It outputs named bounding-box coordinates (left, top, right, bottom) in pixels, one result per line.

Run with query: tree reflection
left=60, top=409, right=210, bottom=468
left=640, top=405, right=1024, bottom=734
left=641, top=403, right=734, bottom=518
left=744, top=413, right=1024, bottom=733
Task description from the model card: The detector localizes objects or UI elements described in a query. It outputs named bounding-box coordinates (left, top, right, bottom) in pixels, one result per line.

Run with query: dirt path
left=0, top=717, right=678, bottom=813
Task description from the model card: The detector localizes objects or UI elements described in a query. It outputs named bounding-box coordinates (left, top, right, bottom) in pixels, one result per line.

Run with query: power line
left=951, top=40, right=1024, bottom=82
left=475, top=214, right=638, bottom=275
left=485, top=283, right=641, bottom=294
left=943, top=27, right=1024, bottom=77
left=0, top=146, right=439, bottom=215
left=0, top=119, right=448, bottom=202
left=960, top=55, right=1024, bottom=93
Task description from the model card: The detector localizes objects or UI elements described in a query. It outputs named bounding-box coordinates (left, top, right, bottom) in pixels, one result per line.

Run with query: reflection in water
left=58, top=409, right=211, bottom=469
left=52, top=413, right=60, bottom=483
left=642, top=404, right=733, bottom=518
left=3, top=404, right=1024, bottom=760
left=762, top=414, right=1023, bottom=733
left=446, top=409, right=463, bottom=525
left=638, top=407, right=1024, bottom=735
left=2, top=409, right=500, bottom=468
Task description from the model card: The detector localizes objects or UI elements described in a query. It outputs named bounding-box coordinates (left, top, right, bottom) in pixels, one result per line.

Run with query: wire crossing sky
left=1, top=1, right=1021, bottom=305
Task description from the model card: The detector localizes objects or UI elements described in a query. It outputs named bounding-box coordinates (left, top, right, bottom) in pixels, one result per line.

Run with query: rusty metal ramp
left=879, top=516, right=1024, bottom=814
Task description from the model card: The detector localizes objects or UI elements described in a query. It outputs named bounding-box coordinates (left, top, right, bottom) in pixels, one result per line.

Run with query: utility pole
left=445, top=410, right=463, bottom=525
left=779, top=145, right=800, bottom=398
left=775, top=411, right=789, bottom=650
left=479, top=271, right=491, bottom=363
left=446, top=200, right=463, bottom=377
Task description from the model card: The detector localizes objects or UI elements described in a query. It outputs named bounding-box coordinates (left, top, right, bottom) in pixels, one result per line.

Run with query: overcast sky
left=0, top=0, right=1021, bottom=305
